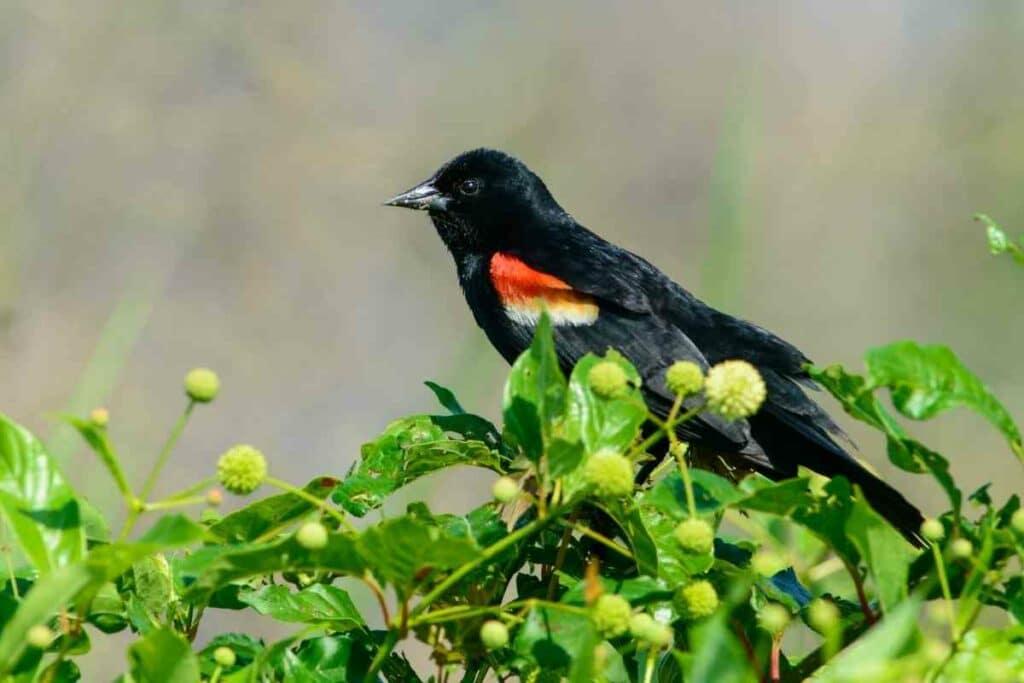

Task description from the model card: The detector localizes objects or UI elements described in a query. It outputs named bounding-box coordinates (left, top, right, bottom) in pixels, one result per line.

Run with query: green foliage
left=1, top=252, right=1023, bottom=681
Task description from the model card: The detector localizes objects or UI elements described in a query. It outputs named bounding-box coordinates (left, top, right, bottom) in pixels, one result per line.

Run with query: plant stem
left=265, top=476, right=357, bottom=534
left=160, top=475, right=218, bottom=502
left=119, top=401, right=196, bottom=540
left=564, top=521, right=633, bottom=560
left=208, top=666, right=223, bottom=683
left=642, top=648, right=657, bottom=683
left=365, top=628, right=400, bottom=680
left=930, top=542, right=958, bottom=641
left=842, top=558, right=876, bottom=625
left=362, top=574, right=392, bottom=625
left=1, top=523, right=18, bottom=599
left=770, top=634, right=782, bottom=681
left=412, top=506, right=565, bottom=620
left=139, top=401, right=195, bottom=501
left=143, top=496, right=207, bottom=511
left=369, top=506, right=565, bottom=679
left=547, top=511, right=578, bottom=601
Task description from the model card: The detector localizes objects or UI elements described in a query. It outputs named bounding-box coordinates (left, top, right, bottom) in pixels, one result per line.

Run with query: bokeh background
left=2, top=1, right=1023, bottom=677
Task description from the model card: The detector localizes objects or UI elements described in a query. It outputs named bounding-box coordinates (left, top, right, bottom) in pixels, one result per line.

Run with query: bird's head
left=385, top=149, right=565, bottom=256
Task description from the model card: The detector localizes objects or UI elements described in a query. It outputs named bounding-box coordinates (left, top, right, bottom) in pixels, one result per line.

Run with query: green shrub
left=0, top=222, right=1022, bottom=682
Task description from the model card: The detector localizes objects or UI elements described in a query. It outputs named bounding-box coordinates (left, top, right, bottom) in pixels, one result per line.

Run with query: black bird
left=386, top=148, right=924, bottom=544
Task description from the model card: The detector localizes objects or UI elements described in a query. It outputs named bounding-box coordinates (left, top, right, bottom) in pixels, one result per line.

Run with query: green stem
left=120, top=401, right=196, bottom=541
left=365, top=628, right=400, bottom=680
left=628, top=404, right=703, bottom=462
left=208, top=666, right=223, bottom=683
left=265, top=476, right=357, bottom=534
left=642, top=648, right=657, bottom=683
left=1, top=522, right=19, bottom=599
left=412, top=507, right=565, bottom=620
left=139, top=401, right=195, bottom=501
left=664, top=394, right=699, bottom=518
left=564, top=521, right=634, bottom=560
left=143, top=496, right=207, bottom=512
left=930, top=542, right=957, bottom=641
left=672, top=443, right=698, bottom=519
left=160, top=475, right=218, bottom=502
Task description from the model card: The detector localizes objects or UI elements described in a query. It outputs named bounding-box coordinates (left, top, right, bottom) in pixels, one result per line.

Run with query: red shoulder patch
left=489, top=253, right=572, bottom=301
left=489, top=253, right=598, bottom=325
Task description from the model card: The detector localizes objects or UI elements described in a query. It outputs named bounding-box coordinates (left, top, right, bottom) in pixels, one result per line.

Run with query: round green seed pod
left=588, top=361, right=629, bottom=399
left=213, top=646, right=236, bottom=668
left=1011, top=508, right=1024, bottom=535
left=89, top=407, right=110, bottom=428
left=665, top=361, right=704, bottom=396
left=217, top=445, right=267, bottom=495
left=480, top=620, right=509, bottom=650
left=584, top=450, right=634, bottom=499
left=26, top=625, right=54, bottom=649
left=296, top=521, right=329, bottom=550
left=806, top=598, right=840, bottom=633
left=674, top=518, right=714, bottom=555
left=951, top=538, right=973, bottom=559
left=675, top=580, right=719, bottom=620
left=592, top=594, right=632, bottom=638
left=704, top=360, right=766, bottom=420
left=184, top=367, right=220, bottom=403
left=750, top=550, right=786, bottom=577
left=920, top=518, right=945, bottom=543
left=758, top=603, right=791, bottom=635
left=491, top=476, right=519, bottom=504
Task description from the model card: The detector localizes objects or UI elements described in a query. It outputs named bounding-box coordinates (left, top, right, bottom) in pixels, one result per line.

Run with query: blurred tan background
left=2, top=1, right=1023, bottom=677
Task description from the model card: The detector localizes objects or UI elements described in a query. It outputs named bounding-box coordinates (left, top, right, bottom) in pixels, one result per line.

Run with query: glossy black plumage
left=387, top=148, right=924, bottom=544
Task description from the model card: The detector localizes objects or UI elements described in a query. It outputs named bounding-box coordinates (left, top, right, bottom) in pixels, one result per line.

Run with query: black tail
left=818, top=456, right=926, bottom=547
left=749, top=412, right=926, bottom=547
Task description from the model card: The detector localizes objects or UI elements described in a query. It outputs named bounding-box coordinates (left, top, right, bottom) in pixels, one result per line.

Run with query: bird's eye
left=458, top=178, right=481, bottom=196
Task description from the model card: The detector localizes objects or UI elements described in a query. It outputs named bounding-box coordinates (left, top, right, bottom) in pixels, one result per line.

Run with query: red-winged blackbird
left=386, top=148, right=924, bottom=544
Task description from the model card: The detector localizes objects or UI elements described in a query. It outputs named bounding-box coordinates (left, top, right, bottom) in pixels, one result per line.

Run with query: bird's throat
left=489, top=252, right=598, bottom=326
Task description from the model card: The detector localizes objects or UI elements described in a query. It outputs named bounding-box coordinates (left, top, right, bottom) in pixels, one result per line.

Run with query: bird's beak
left=384, top=179, right=449, bottom=211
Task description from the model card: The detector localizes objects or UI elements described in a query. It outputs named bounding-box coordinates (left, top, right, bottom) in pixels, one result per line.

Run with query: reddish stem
left=731, top=619, right=764, bottom=683
left=770, top=634, right=782, bottom=681
left=843, top=559, right=876, bottom=625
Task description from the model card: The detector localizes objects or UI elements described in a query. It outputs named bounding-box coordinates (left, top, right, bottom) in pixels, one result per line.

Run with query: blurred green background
left=2, top=1, right=1022, bottom=677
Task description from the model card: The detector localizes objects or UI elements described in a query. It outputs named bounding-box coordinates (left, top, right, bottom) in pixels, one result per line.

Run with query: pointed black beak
left=384, top=179, right=449, bottom=211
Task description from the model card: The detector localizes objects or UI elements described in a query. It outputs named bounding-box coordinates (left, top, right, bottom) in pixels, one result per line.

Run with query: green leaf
left=334, top=416, right=503, bottom=517
left=356, top=516, right=479, bottom=593
left=513, top=605, right=599, bottom=682
left=180, top=532, right=364, bottom=602
left=809, top=364, right=962, bottom=514
left=844, top=490, right=915, bottom=612
left=132, top=554, right=175, bottom=617
left=790, top=477, right=860, bottom=567
left=943, top=626, right=1024, bottom=681
left=0, top=413, right=85, bottom=573
left=678, top=611, right=756, bottom=683
left=561, top=575, right=673, bottom=606
left=424, top=381, right=465, bottom=414
left=565, top=351, right=647, bottom=456
left=644, top=470, right=742, bottom=519
left=502, top=312, right=567, bottom=461
left=865, top=341, right=1024, bottom=462
left=813, top=595, right=922, bottom=682
left=238, top=583, right=364, bottom=630
left=0, top=516, right=206, bottom=675
left=198, top=633, right=263, bottom=677
left=211, top=476, right=339, bottom=543
left=127, top=627, right=200, bottom=683
left=976, top=213, right=1024, bottom=264
left=59, top=415, right=133, bottom=500
left=598, top=500, right=659, bottom=577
